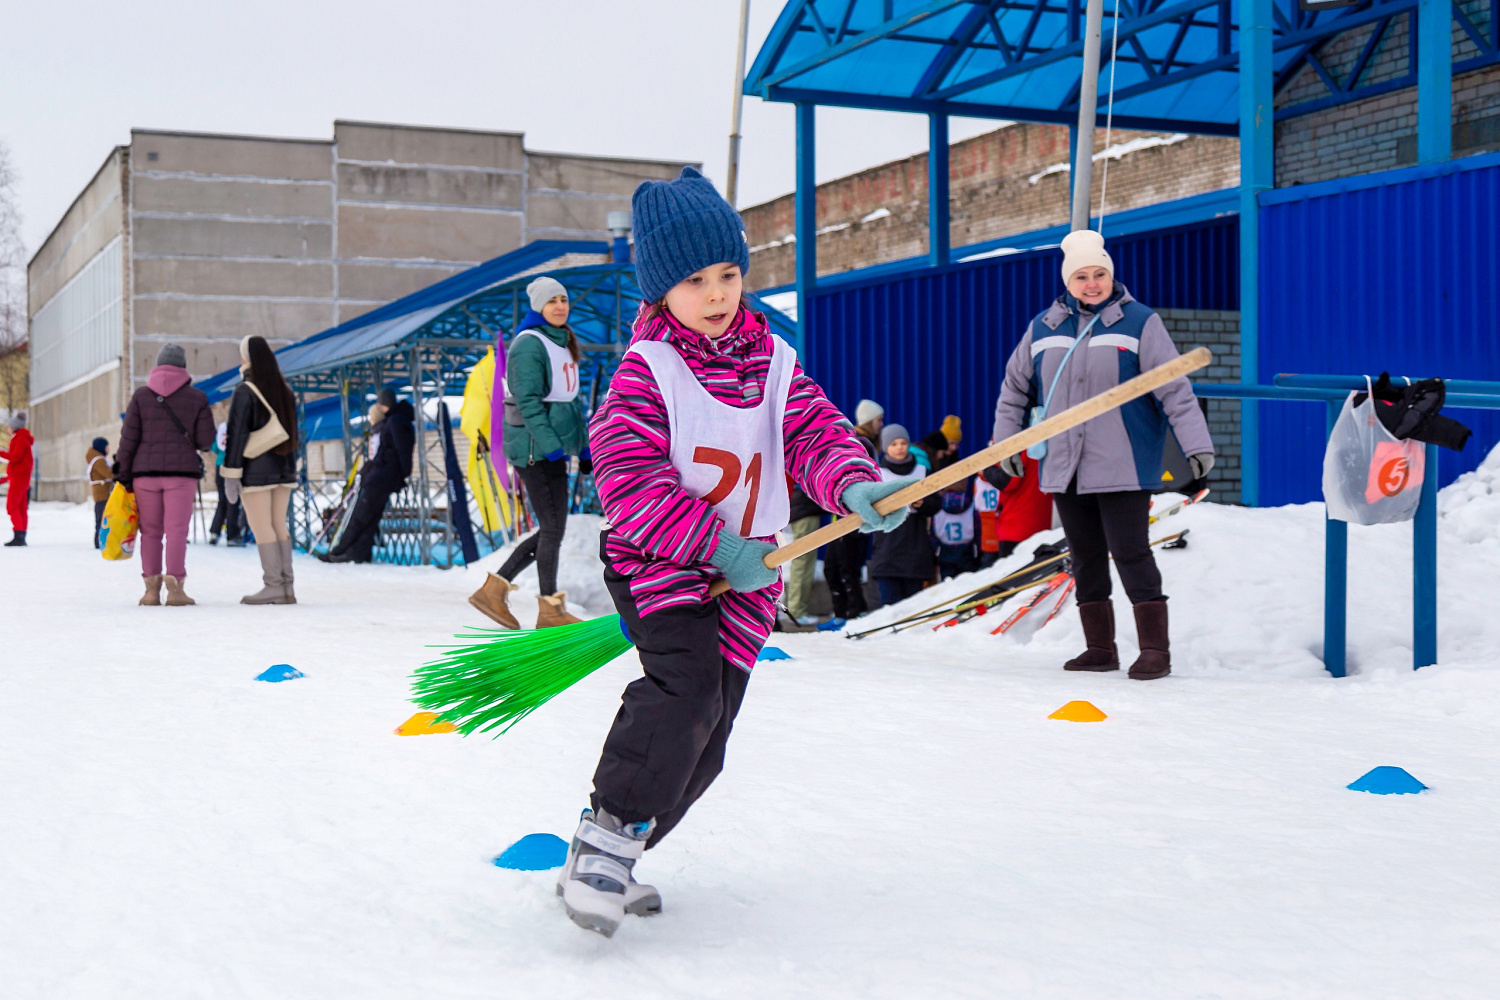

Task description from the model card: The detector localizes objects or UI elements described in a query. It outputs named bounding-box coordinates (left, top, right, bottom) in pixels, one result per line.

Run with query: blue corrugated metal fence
left=1257, top=151, right=1500, bottom=505
left=805, top=217, right=1237, bottom=456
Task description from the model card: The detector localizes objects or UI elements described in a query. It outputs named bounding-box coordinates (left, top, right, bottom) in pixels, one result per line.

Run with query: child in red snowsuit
left=1, top=411, right=33, bottom=546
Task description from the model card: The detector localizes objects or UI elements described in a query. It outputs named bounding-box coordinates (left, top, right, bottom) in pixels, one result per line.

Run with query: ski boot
left=557, top=807, right=660, bottom=937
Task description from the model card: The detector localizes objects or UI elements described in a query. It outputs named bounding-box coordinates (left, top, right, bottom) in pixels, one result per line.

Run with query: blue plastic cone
left=757, top=646, right=793, bottom=662
left=255, top=664, right=304, bottom=683
left=493, top=833, right=569, bottom=871
left=1347, top=766, right=1427, bottom=795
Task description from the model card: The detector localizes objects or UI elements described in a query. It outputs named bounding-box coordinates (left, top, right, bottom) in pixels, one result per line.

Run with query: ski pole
left=706, top=346, right=1213, bottom=598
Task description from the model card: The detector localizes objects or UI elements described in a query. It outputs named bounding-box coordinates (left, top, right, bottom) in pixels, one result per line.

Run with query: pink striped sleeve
left=782, top=362, right=881, bottom=514
left=589, top=353, right=724, bottom=565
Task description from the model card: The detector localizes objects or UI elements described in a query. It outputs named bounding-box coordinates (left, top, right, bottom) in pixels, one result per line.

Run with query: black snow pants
left=497, top=458, right=570, bottom=595
left=209, top=468, right=242, bottom=542
left=1051, top=479, right=1163, bottom=605
left=822, top=530, right=869, bottom=619
left=592, top=532, right=749, bottom=849
left=331, top=478, right=400, bottom=562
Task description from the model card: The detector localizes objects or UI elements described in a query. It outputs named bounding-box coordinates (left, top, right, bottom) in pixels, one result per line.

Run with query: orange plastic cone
left=1049, top=700, right=1107, bottom=722
left=395, top=711, right=457, bottom=736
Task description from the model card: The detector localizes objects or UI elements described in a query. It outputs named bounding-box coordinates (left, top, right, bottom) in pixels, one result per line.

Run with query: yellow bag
left=102, top=482, right=138, bottom=560
left=460, top=348, right=511, bottom=532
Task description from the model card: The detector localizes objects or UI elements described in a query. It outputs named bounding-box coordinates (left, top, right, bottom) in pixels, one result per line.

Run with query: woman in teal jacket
left=469, top=276, right=588, bottom=630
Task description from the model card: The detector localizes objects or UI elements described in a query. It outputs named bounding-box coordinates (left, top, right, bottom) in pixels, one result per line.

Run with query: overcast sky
left=1, top=0, right=999, bottom=256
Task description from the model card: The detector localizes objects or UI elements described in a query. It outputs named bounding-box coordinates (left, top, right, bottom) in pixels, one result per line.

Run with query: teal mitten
left=708, top=531, right=780, bottom=593
left=840, top=478, right=914, bottom=534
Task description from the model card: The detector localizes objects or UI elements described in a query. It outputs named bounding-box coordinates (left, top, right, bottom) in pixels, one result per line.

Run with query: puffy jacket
left=117, top=366, right=214, bottom=483
left=992, top=285, right=1212, bottom=494
left=221, top=380, right=298, bottom=488
left=86, top=447, right=113, bottom=502
left=996, top=453, right=1054, bottom=542
left=366, top=400, right=415, bottom=491
left=591, top=301, right=880, bottom=673
left=502, top=314, right=588, bottom=466
left=1, top=427, right=33, bottom=484
left=867, top=453, right=942, bottom=581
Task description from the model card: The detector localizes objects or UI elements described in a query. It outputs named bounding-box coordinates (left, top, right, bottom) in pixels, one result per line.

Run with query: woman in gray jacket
left=991, top=230, right=1213, bottom=680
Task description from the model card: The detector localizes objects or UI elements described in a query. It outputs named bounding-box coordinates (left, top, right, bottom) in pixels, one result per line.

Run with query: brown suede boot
left=139, top=575, right=163, bottom=606
left=536, top=592, right=583, bottom=628
left=163, top=575, right=196, bottom=606
left=468, top=573, right=520, bottom=629
left=1128, top=599, right=1171, bottom=680
left=1064, top=601, right=1120, bottom=671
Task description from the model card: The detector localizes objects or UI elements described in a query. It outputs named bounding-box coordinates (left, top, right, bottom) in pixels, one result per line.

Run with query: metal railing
left=1194, top=374, right=1500, bottom=676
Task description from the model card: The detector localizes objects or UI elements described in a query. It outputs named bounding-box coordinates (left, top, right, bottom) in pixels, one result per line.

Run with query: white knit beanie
left=1060, top=229, right=1114, bottom=283
left=855, top=399, right=885, bottom=425
left=527, top=276, right=567, bottom=312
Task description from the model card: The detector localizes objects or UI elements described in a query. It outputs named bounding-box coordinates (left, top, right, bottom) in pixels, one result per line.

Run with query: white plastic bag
left=1321, top=379, right=1425, bottom=525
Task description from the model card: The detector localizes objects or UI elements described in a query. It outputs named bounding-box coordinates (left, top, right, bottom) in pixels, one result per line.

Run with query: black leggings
left=498, top=458, right=570, bottom=595
left=1051, top=482, right=1163, bottom=605
left=593, top=532, right=748, bottom=847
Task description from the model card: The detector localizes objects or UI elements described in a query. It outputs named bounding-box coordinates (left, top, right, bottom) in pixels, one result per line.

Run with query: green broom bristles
left=411, top=614, right=634, bottom=736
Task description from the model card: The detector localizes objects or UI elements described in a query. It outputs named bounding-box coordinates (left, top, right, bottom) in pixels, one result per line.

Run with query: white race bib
left=974, top=478, right=1000, bottom=513
left=514, top=328, right=579, bottom=403
left=628, top=336, right=795, bottom=538
left=933, top=509, right=975, bottom=545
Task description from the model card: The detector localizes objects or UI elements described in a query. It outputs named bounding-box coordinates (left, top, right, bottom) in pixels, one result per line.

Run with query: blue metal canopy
left=746, top=0, right=1500, bottom=134
left=196, top=239, right=608, bottom=401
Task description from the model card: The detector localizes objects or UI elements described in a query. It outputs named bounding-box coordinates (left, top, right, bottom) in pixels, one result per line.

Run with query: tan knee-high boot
left=242, top=543, right=285, bottom=605
left=278, top=538, right=297, bottom=604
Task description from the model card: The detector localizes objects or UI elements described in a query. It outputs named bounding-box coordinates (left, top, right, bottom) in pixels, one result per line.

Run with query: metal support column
left=1323, top=400, right=1347, bottom=678
left=338, top=368, right=352, bottom=476
left=1238, top=0, right=1274, bottom=507
left=794, top=101, right=817, bottom=359
left=1067, top=124, right=1080, bottom=208
left=409, top=349, right=432, bottom=566
left=1413, top=442, right=1440, bottom=667
left=1069, top=0, right=1105, bottom=231
left=1418, top=0, right=1453, bottom=163
left=928, top=113, right=950, bottom=266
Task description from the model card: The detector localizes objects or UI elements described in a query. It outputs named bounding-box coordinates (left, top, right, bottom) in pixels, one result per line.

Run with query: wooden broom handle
left=704, top=346, right=1212, bottom=598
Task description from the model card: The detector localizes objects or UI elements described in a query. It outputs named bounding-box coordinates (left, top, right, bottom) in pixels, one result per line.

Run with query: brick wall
left=1157, top=309, right=1242, bottom=505
left=742, top=124, right=1239, bottom=291
left=1275, top=7, right=1500, bottom=187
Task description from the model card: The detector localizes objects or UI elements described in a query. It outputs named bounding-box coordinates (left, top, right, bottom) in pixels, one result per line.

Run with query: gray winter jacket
left=992, top=286, right=1213, bottom=494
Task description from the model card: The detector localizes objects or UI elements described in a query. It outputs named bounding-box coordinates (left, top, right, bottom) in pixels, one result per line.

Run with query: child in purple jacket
left=556, top=167, right=913, bottom=937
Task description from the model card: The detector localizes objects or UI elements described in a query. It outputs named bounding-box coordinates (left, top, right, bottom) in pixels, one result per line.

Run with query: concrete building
left=27, top=120, right=691, bottom=500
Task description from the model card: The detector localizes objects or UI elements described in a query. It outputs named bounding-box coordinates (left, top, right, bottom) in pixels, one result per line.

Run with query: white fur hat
left=1060, top=229, right=1114, bottom=283
left=854, top=399, right=885, bottom=425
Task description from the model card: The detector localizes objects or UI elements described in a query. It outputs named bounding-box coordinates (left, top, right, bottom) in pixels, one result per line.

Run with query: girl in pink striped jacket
left=557, top=167, right=913, bottom=937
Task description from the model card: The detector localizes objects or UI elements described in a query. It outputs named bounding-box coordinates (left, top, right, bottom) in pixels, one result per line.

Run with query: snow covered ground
left=4, top=451, right=1500, bottom=999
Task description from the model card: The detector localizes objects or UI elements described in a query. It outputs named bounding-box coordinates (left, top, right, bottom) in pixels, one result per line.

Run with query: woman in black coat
left=867, top=423, right=942, bottom=606
left=222, top=335, right=300, bottom=605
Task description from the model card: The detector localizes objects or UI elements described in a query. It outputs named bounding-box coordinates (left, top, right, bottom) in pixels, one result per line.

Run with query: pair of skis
left=850, top=487, right=1209, bottom=639
left=986, top=527, right=1190, bottom=638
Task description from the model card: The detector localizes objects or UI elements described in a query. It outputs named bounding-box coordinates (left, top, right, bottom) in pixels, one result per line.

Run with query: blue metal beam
left=929, top=113, right=951, bottom=266
left=1414, top=442, right=1439, bottom=667
left=1324, top=400, right=1348, bottom=677
left=1239, top=0, right=1274, bottom=508
left=759, top=0, right=971, bottom=91
left=1418, top=0, right=1453, bottom=162
left=795, top=102, right=817, bottom=358
left=762, top=84, right=1242, bottom=134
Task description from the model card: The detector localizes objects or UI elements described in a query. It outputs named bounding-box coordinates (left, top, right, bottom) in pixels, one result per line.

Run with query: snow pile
left=4, top=471, right=1500, bottom=997
left=1440, top=443, right=1500, bottom=548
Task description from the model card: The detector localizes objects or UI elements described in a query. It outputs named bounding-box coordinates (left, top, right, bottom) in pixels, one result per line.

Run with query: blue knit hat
left=631, top=166, right=750, bottom=304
